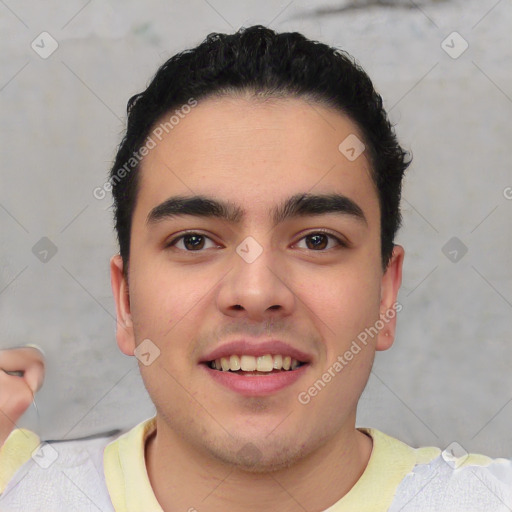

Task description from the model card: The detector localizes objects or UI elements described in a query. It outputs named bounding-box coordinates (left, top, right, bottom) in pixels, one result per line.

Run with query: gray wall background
left=1, top=0, right=511, bottom=456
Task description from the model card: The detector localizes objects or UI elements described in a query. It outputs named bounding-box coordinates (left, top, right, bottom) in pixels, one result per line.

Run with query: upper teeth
left=210, top=354, right=302, bottom=372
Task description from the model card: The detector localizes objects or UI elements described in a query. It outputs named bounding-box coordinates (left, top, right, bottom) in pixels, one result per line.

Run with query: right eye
left=166, top=232, right=219, bottom=251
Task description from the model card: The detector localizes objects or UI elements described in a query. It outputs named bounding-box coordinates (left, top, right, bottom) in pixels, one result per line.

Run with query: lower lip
left=201, top=364, right=309, bottom=396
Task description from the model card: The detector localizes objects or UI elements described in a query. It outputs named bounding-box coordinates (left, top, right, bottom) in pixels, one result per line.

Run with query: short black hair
left=110, top=25, right=410, bottom=272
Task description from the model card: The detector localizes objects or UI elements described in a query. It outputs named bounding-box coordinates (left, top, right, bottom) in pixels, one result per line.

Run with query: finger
left=0, top=371, right=34, bottom=445
left=0, top=371, right=33, bottom=422
left=23, top=362, right=45, bottom=394
left=0, top=347, right=45, bottom=373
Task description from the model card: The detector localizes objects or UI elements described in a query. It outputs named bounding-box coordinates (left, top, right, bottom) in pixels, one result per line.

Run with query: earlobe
left=376, top=244, right=404, bottom=351
left=110, top=254, right=136, bottom=356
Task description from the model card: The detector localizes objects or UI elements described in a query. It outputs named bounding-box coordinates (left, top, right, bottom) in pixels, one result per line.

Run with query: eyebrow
left=146, top=192, right=367, bottom=227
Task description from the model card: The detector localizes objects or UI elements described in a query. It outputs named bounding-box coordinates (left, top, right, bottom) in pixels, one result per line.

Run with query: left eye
left=167, top=233, right=218, bottom=251
left=295, top=232, right=345, bottom=251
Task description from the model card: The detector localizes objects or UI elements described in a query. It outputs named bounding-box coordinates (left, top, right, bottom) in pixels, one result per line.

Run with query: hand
left=0, top=347, right=45, bottom=447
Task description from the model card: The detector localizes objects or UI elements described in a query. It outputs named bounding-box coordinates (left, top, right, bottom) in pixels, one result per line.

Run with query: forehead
left=134, top=95, right=379, bottom=227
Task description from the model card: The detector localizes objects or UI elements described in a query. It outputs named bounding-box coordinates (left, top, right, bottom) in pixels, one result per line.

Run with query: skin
left=0, top=347, right=45, bottom=446
left=111, top=95, right=404, bottom=512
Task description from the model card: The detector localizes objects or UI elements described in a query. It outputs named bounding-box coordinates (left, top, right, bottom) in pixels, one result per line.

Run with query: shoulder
left=359, top=428, right=512, bottom=511
left=387, top=438, right=512, bottom=511
left=0, top=430, right=121, bottom=512
left=0, top=428, right=41, bottom=493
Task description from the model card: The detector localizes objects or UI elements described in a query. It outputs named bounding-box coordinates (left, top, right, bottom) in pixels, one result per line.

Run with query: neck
left=145, top=415, right=373, bottom=512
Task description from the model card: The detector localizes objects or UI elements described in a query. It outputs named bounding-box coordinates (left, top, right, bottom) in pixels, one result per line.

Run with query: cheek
left=127, top=260, right=219, bottom=386
left=299, top=340, right=374, bottom=428
left=128, top=258, right=205, bottom=339
left=299, top=264, right=381, bottom=341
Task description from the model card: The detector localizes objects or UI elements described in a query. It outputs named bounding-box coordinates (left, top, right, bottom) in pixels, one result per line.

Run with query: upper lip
left=200, top=339, right=313, bottom=364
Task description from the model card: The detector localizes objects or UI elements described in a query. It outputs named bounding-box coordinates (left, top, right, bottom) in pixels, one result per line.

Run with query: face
left=111, top=95, right=403, bottom=471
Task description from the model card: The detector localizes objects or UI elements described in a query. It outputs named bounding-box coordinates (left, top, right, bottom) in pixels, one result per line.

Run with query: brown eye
left=296, top=231, right=346, bottom=251
left=167, top=232, right=217, bottom=251
left=182, top=234, right=205, bottom=250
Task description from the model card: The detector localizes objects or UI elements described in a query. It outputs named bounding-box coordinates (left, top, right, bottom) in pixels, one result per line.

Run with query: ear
left=376, top=244, right=404, bottom=351
left=110, top=254, right=136, bottom=356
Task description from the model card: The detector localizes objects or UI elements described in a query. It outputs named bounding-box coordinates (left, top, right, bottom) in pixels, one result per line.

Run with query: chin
left=211, top=437, right=313, bottom=474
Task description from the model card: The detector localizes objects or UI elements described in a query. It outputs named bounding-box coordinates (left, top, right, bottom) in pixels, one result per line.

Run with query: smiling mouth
left=205, top=354, right=307, bottom=374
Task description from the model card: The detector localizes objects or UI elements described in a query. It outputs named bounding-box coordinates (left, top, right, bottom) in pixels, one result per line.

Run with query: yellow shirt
left=0, top=418, right=499, bottom=511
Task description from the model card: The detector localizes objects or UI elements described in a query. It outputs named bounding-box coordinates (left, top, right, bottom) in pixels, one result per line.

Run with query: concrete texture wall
left=1, top=0, right=511, bottom=456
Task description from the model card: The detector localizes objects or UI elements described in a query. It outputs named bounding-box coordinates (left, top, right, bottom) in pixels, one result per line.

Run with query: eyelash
left=165, top=229, right=348, bottom=252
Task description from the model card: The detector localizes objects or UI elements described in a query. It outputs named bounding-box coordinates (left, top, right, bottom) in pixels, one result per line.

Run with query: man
left=1, top=25, right=511, bottom=511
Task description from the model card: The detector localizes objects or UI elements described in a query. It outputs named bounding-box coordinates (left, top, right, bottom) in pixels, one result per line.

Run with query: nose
left=216, top=238, right=296, bottom=324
